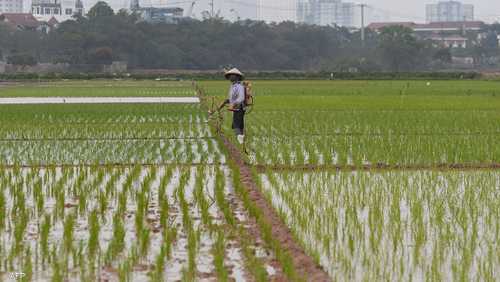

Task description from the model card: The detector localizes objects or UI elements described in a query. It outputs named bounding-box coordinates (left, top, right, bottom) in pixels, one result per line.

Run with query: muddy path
left=253, top=162, right=500, bottom=172
left=219, top=132, right=331, bottom=281
left=195, top=84, right=330, bottom=281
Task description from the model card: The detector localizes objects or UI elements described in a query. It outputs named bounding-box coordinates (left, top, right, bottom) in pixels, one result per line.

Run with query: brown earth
left=219, top=132, right=331, bottom=282
left=254, top=163, right=500, bottom=173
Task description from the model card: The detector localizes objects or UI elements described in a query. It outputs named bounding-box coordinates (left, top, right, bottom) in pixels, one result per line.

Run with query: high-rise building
left=297, top=0, right=356, bottom=27
left=426, top=1, right=473, bottom=23
left=31, top=0, right=84, bottom=22
left=0, top=0, right=23, bottom=13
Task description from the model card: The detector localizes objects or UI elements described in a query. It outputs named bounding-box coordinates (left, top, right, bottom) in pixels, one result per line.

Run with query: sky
left=361, top=0, right=500, bottom=23
left=22, top=0, right=500, bottom=23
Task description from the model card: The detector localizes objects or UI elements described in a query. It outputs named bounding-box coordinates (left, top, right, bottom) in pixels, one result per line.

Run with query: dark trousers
left=232, top=110, right=245, bottom=135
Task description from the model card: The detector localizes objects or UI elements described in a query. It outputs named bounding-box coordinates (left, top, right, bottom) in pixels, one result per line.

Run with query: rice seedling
left=260, top=170, right=500, bottom=280
left=3, top=79, right=496, bottom=281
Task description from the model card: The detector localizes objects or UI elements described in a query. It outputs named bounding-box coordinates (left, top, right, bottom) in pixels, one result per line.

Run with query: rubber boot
left=237, top=134, right=245, bottom=145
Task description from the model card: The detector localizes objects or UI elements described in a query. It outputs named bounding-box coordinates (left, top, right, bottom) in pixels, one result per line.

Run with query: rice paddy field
left=0, top=79, right=498, bottom=281
left=0, top=80, right=283, bottom=282
left=199, top=79, right=500, bottom=281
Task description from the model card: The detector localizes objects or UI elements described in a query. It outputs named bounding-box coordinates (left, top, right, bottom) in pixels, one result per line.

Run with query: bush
left=0, top=71, right=482, bottom=81
left=6, top=54, right=37, bottom=67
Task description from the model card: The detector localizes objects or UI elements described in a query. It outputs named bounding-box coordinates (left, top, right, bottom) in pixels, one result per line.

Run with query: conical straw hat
left=224, top=68, right=244, bottom=79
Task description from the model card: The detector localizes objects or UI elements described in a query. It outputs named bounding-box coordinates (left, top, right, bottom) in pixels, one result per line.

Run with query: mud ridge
left=220, top=133, right=331, bottom=282
left=253, top=163, right=500, bottom=172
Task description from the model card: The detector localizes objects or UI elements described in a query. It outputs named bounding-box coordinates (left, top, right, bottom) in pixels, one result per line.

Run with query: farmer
left=209, top=68, right=246, bottom=145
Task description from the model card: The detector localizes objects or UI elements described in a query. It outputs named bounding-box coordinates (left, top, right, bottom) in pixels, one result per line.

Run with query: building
left=0, top=13, right=40, bottom=30
left=130, top=0, right=184, bottom=24
left=297, top=1, right=311, bottom=23
left=0, top=0, right=23, bottom=13
left=0, top=12, right=59, bottom=32
left=135, top=7, right=184, bottom=24
left=297, top=0, right=356, bottom=27
left=31, top=0, right=84, bottom=22
left=426, top=1, right=473, bottom=23
left=367, top=21, right=483, bottom=33
left=367, top=21, right=485, bottom=48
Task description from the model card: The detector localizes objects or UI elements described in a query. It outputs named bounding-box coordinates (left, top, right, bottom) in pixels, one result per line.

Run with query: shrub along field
left=199, top=79, right=500, bottom=280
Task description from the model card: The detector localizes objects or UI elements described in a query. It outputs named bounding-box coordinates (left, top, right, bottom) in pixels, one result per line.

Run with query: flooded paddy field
left=200, top=79, right=500, bottom=281
left=0, top=79, right=499, bottom=281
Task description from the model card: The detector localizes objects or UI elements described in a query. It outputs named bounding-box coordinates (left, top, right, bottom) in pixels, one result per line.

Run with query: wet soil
left=220, top=133, right=331, bottom=282
left=253, top=163, right=500, bottom=173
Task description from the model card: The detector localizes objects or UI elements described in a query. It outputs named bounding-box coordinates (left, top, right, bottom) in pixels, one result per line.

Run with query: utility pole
left=358, top=4, right=367, bottom=47
left=209, top=0, right=214, bottom=18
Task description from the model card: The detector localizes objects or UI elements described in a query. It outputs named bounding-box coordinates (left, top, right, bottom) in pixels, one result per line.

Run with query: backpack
left=242, top=81, right=254, bottom=107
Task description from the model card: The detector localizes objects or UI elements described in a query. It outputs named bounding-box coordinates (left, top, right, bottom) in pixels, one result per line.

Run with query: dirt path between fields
left=195, top=83, right=331, bottom=281
left=253, top=163, right=500, bottom=172
left=220, top=133, right=331, bottom=282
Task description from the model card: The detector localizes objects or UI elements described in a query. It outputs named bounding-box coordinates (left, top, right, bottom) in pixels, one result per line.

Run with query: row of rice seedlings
left=0, top=164, right=286, bottom=281
left=3, top=83, right=196, bottom=98
left=214, top=167, right=272, bottom=281
left=0, top=103, right=202, bottom=123
left=0, top=139, right=225, bottom=165
left=260, top=170, right=500, bottom=281
left=177, top=168, right=200, bottom=281
left=0, top=122, right=212, bottom=141
left=222, top=160, right=297, bottom=281
left=249, top=109, right=499, bottom=138
left=248, top=133, right=498, bottom=166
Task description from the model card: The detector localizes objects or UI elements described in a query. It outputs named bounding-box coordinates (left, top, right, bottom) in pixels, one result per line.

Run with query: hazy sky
left=361, top=0, right=499, bottom=23
left=128, top=0, right=500, bottom=23
left=23, top=0, right=500, bottom=23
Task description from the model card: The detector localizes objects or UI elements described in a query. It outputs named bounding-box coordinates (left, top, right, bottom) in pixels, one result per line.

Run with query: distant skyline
left=21, top=0, right=500, bottom=23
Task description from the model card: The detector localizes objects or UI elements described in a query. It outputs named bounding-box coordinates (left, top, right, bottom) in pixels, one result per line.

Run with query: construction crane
left=186, top=1, right=196, bottom=18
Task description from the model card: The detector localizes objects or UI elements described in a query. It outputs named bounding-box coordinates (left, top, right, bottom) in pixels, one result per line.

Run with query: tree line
left=1, top=2, right=499, bottom=72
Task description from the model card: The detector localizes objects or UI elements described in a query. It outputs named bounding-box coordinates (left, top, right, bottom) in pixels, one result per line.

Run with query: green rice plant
left=21, top=247, right=33, bottom=282
left=87, top=209, right=100, bottom=259
left=150, top=242, right=168, bottom=282
left=105, top=212, right=126, bottom=265
left=63, top=212, right=76, bottom=258
left=212, top=230, right=228, bottom=281
left=259, top=170, right=500, bottom=281
left=51, top=258, right=63, bottom=282
left=194, top=167, right=212, bottom=229
left=0, top=188, right=5, bottom=231
left=40, top=214, right=51, bottom=263
left=214, top=168, right=235, bottom=227
left=11, top=206, right=28, bottom=260
left=163, top=226, right=177, bottom=260
left=138, top=228, right=150, bottom=258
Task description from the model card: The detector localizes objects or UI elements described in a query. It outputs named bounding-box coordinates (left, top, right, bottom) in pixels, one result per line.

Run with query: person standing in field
left=209, top=68, right=246, bottom=145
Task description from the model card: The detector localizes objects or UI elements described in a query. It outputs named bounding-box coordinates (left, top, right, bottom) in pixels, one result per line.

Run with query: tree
left=482, top=32, right=499, bottom=50
left=7, top=53, right=37, bottom=67
left=378, top=26, right=423, bottom=71
left=433, top=48, right=452, bottom=64
left=88, top=47, right=113, bottom=64
left=87, top=2, right=114, bottom=18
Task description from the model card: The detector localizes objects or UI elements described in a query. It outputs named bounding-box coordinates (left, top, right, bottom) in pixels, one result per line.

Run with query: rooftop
left=0, top=13, right=40, bottom=29
left=368, top=21, right=484, bottom=32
